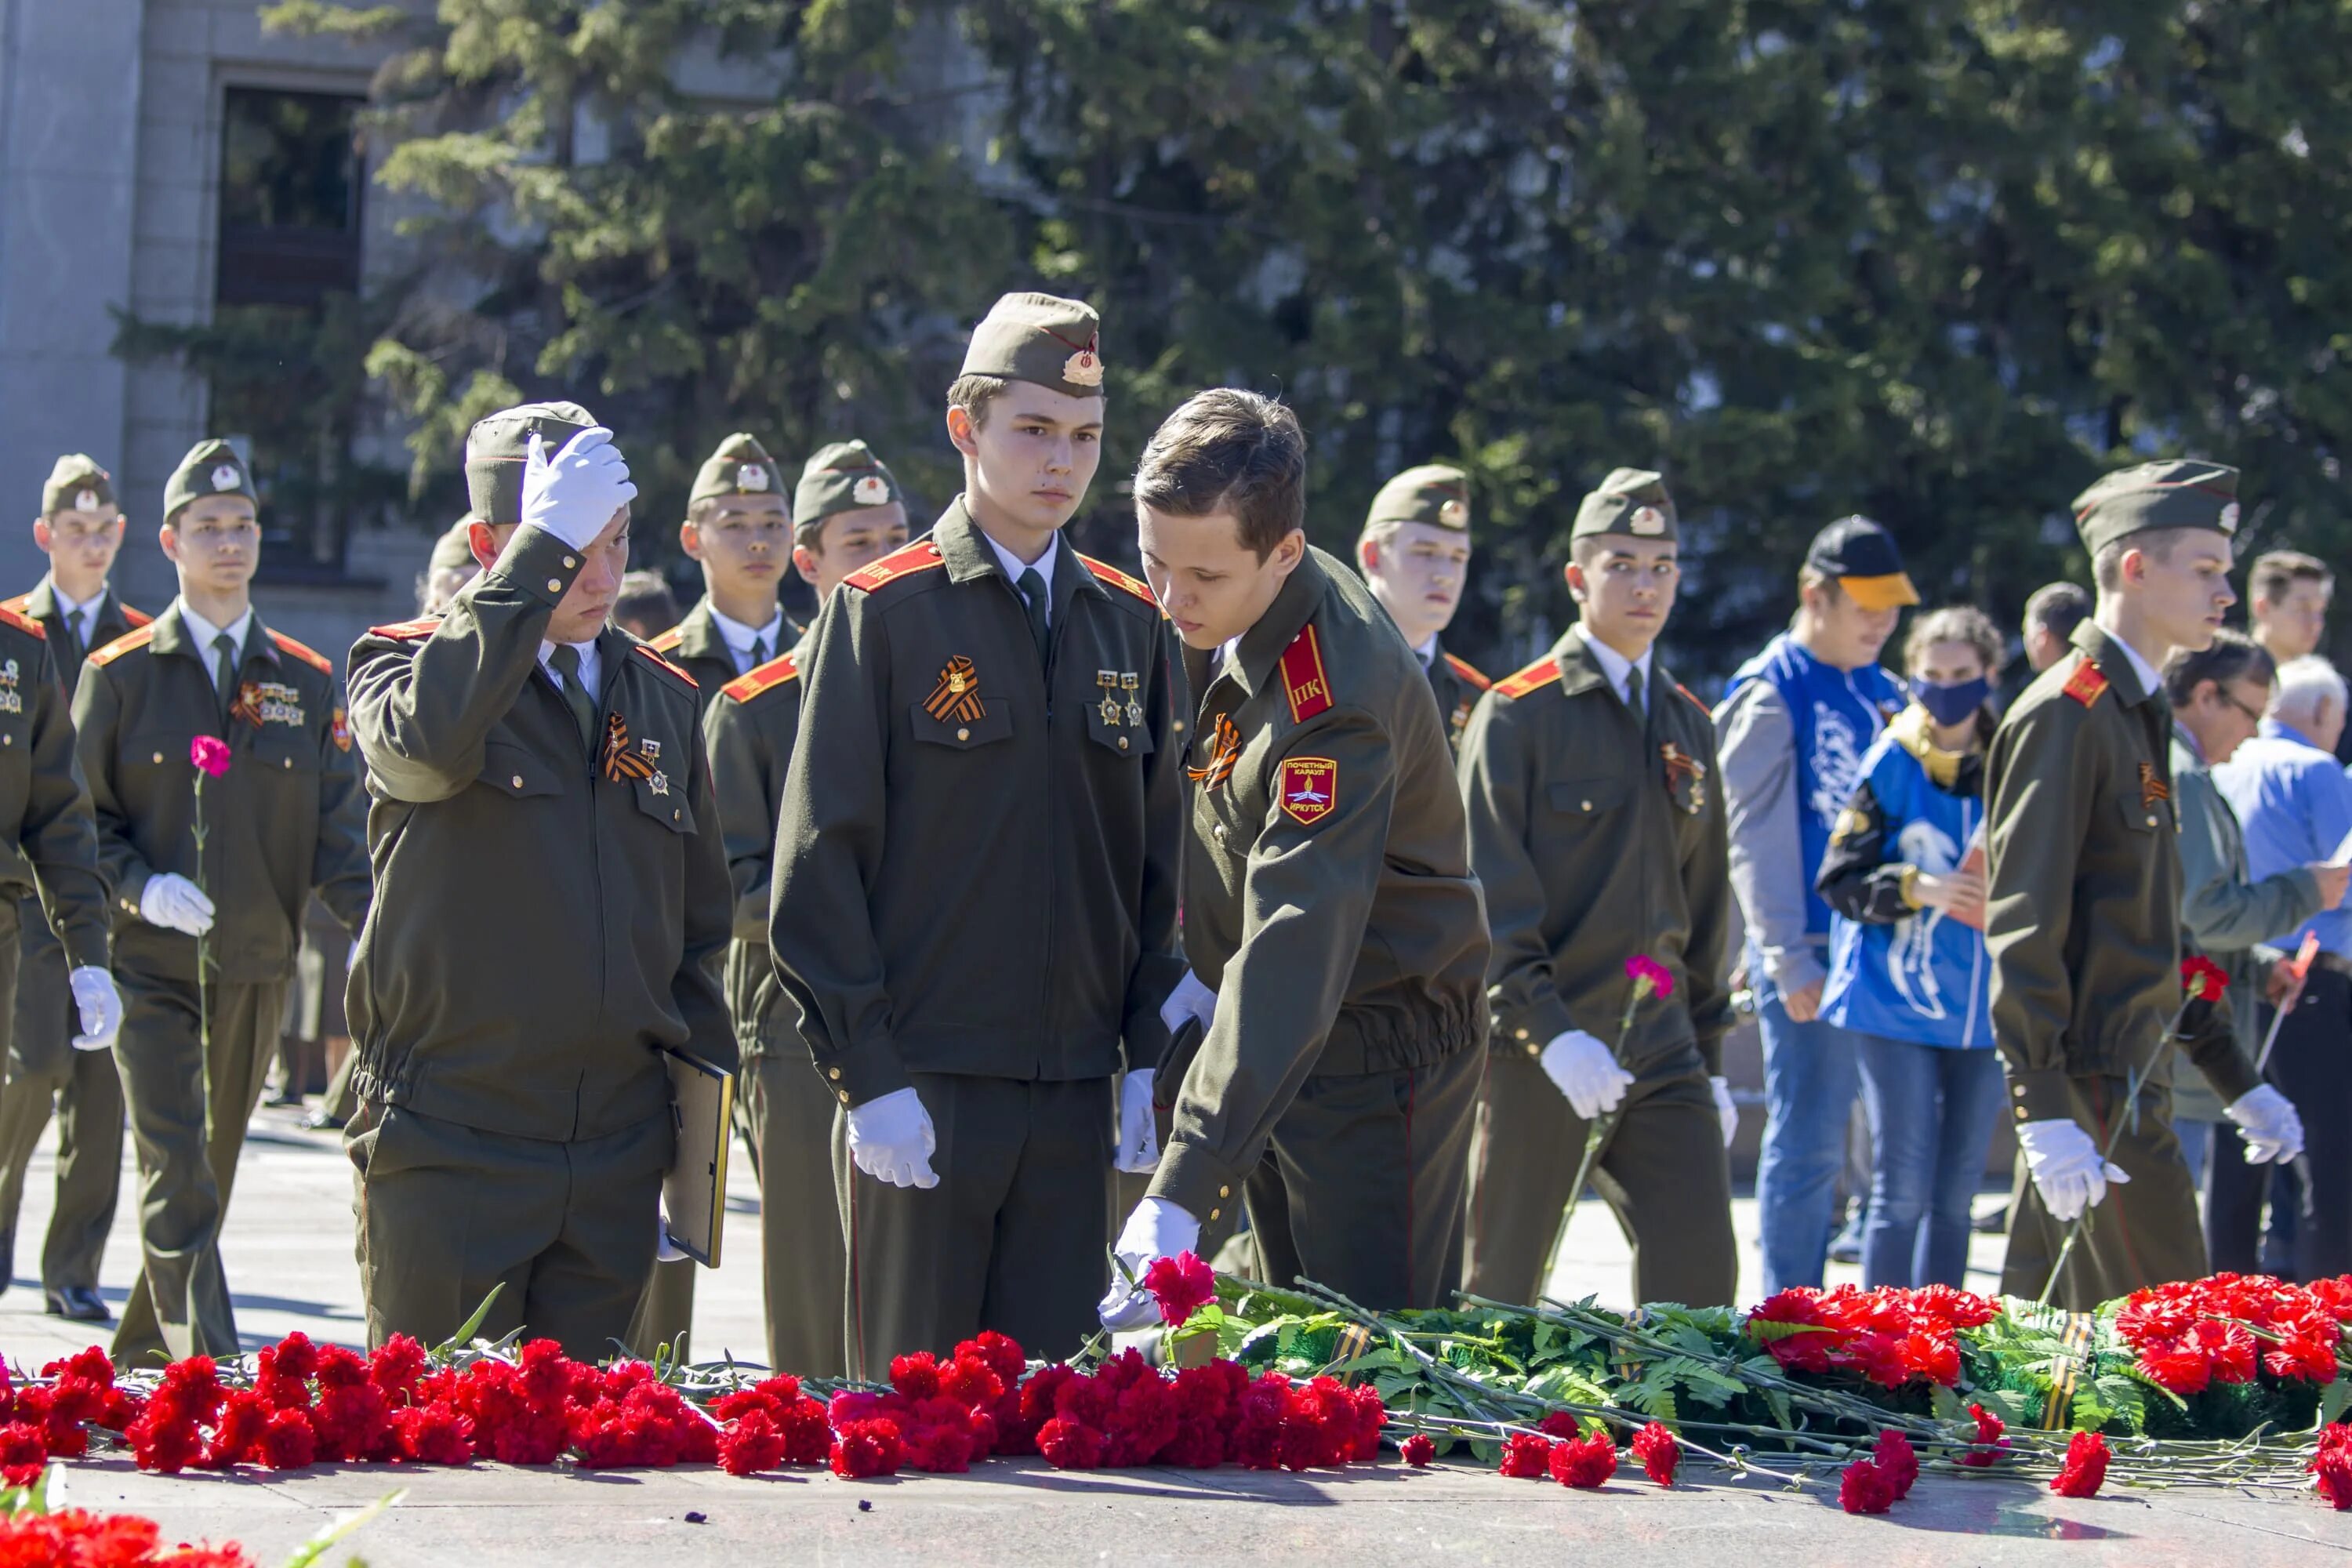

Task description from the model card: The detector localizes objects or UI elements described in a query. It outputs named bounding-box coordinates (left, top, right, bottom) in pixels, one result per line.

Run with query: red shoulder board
left=0, top=604, right=44, bottom=640
left=648, top=626, right=684, bottom=654
left=720, top=652, right=800, bottom=704
left=633, top=643, right=699, bottom=690
left=1676, top=681, right=1711, bottom=716
left=1081, top=554, right=1160, bottom=609
left=85, top=625, right=154, bottom=668
left=0, top=594, right=32, bottom=618
left=1279, top=622, right=1334, bottom=723
left=844, top=539, right=946, bottom=593
left=269, top=630, right=332, bottom=675
left=121, top=604, right=152, bottom=629
left=1494, top=657, right=1563, bottom=700
left=2063, top=660, right=2109, bottom=708
left=368, top=616, right=439, bottom=641
left=1442, top=652, right=1491, bottom=691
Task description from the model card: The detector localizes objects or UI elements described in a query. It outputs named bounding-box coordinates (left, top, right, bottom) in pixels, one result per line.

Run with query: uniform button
left=283, top=757, right=292, bottom=768
left=546, top=579, right=562, bottom=593
left=956, top=727, right=970, bottom=741
left=671, top=808, right=680, bottom=822
left=1173, top=719, right=1186, bottom=733
left=562, top=555, right=577, bottom=569
left=1117, top=735, right=1129, bottom=750
left=828, top=1067, right=841, bottom=1081
left=1218, top=1185, right=1231, bottom=1199
left=1213, top=823, right=1228, bottom=843
left=2, top=735, right=10, bottom=747
left=2144, top=814, right=2158, bottom=828
left=151, top=751, right=163, bottom=764
left=1208, top=1208, right=1221, bottom=1221
left=1515, top=1028, right=1529, bottom=1041
left=837, top=1090, right=850, bottom=1104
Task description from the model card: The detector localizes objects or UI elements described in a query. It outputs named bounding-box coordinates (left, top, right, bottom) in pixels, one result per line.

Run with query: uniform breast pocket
left=1548, top=777, right=1629, bottom=819
left=246, top=721, right=319, bottom=778
left=909, top=698, right=1013, bottom=751
left=121, top=728, right=185, bottom=781
left=1076, top=667, right=1155, bottom=760
left=477, top=740, right=561, bottom=801
left=2114, top=791, right=2165, bottom=834
left=631, top=771, right=694, bottom=834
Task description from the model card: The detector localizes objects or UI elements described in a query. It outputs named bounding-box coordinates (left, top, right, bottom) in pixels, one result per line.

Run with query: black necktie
left=1624, top=663, right=1645, bottom=717
left=749, top=634, right=769, bottom=672
left=1016, top=568, right=1050, bottom=662
left=549, top=645, right=598, bottom=755
left=56, top=609, right=83, bottom=669
left=212, top=633, right=239, bottom=720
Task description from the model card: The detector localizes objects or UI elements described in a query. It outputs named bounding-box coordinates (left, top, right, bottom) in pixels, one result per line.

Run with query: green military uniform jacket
left=770, top=499, right=1184, bottom=1108
left=0, top=584, right=145, bottom=898
left=705, top=642, right=806, bottom=1058
left=1149, top=548, right=1488, bottom=1220
left=344, top=524, right=736, bottom=1143
left=1458, top=625, right=1734, bottom=1076
left=1425, top=637, right=1490, bottom=757
left=651, top=599, right=801, bottom=719
left=0, top=605, right=109, bottom=969
left=1984, top=622, right=2257, bottom=1127
left=76, top=605, right=368, bottom=983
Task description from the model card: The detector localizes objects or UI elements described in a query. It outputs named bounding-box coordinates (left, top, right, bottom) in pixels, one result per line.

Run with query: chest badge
left=925, top=655, right=985, bottom=724
left=1661, top=741, right=1708, bottom=814
left=602, top=712, right=659, bottom=783
left=1278, top=757, right=1338, bottom=826
left=1187, top=713, right=1242, bottom=789
left=2140, top=760, right=2171, bottom=811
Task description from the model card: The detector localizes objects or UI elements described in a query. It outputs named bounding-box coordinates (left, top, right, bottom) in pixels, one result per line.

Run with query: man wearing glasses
left=74, top=440, right=370, bottom=1360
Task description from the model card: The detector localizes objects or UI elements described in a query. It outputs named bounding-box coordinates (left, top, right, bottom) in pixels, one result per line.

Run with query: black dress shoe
left=45, top=1287, right=111, bottom=1324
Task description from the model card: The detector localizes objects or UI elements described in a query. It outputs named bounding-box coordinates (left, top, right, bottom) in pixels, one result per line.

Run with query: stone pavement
left=3, top=1108, right=2346, bottom=1564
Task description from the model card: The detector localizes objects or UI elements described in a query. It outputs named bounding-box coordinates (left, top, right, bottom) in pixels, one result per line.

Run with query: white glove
left=1158, top=971, right=1217, bottom=1037
left=1114, top=1069, right=1159, bottom=1173
left=521, top=426, right=637, bottom=551
left=2225, top=1084, right=2305, bottom=1165
left=1710, top=1076, right=1738, bottom=1148
left=845, top=1085, right=938, bottom=1189
left=138, top=873, right=215, bottom=937
left=2016, top=1118, right=2131, bottom=1223
left=1098, top=1195, right=1201, bottom=1331
left=655, top=1196, right=687, bottom=1263
left=1539, top=1029, right=1634, bottom=1120
left=67, top=967, right=121, bottom=1052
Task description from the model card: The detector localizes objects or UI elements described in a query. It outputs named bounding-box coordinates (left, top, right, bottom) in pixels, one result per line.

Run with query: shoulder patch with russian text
left=1279, top=623, right=1334, bottom=724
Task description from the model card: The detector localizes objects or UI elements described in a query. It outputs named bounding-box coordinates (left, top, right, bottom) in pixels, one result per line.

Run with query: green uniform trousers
left=350, top=1100, right=670, bottom=1360
left=2000, top=1070, right=2207, bottom=1310
left=739, top=1053, right=847, bottom=1376
left=112, top=968, right=286, bottom=1364
left=838, top=1073, right=1107, bottom=1381
left=627, top=1257, right=699, bottom=1361
left=0, top=903, right=122, bottom=1293
left=1463, top=1044, right=1738, bottom=1308
left=1238, top=1044, right=1483, bottom=1310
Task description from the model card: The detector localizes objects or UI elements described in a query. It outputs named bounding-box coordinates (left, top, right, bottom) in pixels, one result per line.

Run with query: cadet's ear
left=466, top=520, right=503, bottom=574
left=1563, top=558, right=1588, bottom=602
left=1356, top=536, right=1380, bottom=573
left=158, top=517, right=180, bottom=565
left=792, top=543, right=821, bottom=587
left=31, top=518, right=53, bottom=555
left=945, top=405, right=980, bottom=459
left=678, top=517, right=705, bottom=561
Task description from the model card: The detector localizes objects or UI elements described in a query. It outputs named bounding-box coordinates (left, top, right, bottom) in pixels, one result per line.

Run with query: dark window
left=216, top=88, right=362, bottom=309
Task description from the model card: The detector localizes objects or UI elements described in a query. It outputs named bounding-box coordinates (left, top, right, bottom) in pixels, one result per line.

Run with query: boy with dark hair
left=2247, top=550, right=2332, bottom=667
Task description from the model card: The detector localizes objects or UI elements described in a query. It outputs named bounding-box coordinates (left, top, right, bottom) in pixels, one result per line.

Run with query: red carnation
left=201, top=1392, right=272, bottom=1470
left=2312, top=1426, right=2352, bottom=1510
left=1497, top=1431, right=1553, bottom=1479
left=392, top=1404, right=474, bottom=1465
left=720, top=1409, right=788, bottom=1476
left=1625, top=953, right=1675, bottom=1000
left=830, top=1417, right=904, bottom=1479
left=190, top=735, right=233, bottom=778
left=939, top=1355, right=1004, bottom=1407
left=1142, top=1250, right=1217, bottom=1327
left=260, top=1408, right=317, bottom=1470
left=1548, top=1432, right=1617, bottom=1489
left=369, top=1335, right=429, bottom=1399
left=1631, top=1421, right=1680, bottom=1486
left=1839, top=1456, right=1897, bottom=1514
left=1872, top=1430, right=1918, bottom=1499
left=2051, top=1429, right=2110, bottom=1498
left=1402, top=1433, right=1436, bottom=1468
left=957, top=1331, right=1028, bottom=1385
left=0, top=1422, right=47, bottom=1476
left=1036, top=1417, right=1107, bottom=1470
left=2181, top=955, right=2229, bottom=1003
left=889, top=1352, right=943, bottom=1402
left=1959, top=1403, right=2009, bottom=1468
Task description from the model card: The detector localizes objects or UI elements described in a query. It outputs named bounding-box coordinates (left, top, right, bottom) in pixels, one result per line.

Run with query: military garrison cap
left=42, top=455, right=115, bottom=517
left=690, top=432, right=782, bottom=507
left=2071, top=459, right=2241, bottom=555
left=426, top=518, right=477, bottom=575
left=794, top=441, right=902, bottom=529
left=1570, top=467, right=1678, bottom=544
left=463, top=401, right=597, bottom=526
left=1366, top=464, right=1472, bottom=534
left=960, top=292, right=1105, bottom=399
left=162, top=440, right=256, bottom=522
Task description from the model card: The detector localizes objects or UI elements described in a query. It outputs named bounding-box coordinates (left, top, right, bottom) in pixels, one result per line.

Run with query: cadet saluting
left=343, top=404, right=734, bottom=1356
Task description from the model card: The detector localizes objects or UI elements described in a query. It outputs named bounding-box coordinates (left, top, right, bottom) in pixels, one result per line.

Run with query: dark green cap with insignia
left=42, top=455, right=115, bottom=517
left=689, top=432, right=782, bottom=507
left=1570, top=466, right=1678, bottom=544
left=959, top=292, right=1105, bottom=399
left=2071, top=459, right=2241, bottom=555
left=794, top=440, right=902, bottom=529
left=1365, top=463, right=1472, bottom=534
left=426, top=518, right=477, bottom=575
left=463, top=401, right=597, bottom=526
left=162, top=439, right=256, bottom=522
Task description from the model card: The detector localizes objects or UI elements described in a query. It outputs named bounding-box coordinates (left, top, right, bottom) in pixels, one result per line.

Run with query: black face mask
left=1911, top=674, right=1990, bottom=728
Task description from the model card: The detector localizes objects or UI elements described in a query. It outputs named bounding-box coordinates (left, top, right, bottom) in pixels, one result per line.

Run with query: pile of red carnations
left=1490, top=1415, right=1681, bottom=1490
left=0, top=1501, right=252, bottom=1566
left=1748, top=1282, right=1998, bottom=1390
left=2114, top=1272, right=2352, bottom=1394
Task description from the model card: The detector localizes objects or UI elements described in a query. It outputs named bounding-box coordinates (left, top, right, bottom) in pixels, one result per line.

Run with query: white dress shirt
left=984, top=531, right=1059, bottom=627
left=706, top=604, right=788, bottom=675
left=49, top=582, right=105, bottom=651
left=538, top=637, right=602, bottom=699
left=176, top=601, right=256, bottom=693
left=1581, top=629, right=1655, bottom=715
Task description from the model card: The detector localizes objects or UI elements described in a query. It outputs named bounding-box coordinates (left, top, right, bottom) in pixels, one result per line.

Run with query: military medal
left=924, top=655, right=986, bottom=724
left=1661, top=741, right=1708, bottom=813
left=1122, top=671, right=1143, bottom=728
left=1098, top=670, right=1123, bottom=727
left=601, top=713, right=658, bottom=782
left=229, top=681, right=265, bottom=729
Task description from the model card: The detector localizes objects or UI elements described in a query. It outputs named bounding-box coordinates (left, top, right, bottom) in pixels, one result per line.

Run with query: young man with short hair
left=1458, top=468, right=1738, bottom=1307
left=78, top=440, right=369, bottom=1360
left=1988, top=459, right=2303, bottom=1308
left=703, top=439, right=908, bottom=1377
left=771, top=295, right=1182, bottom=1376
left=1355, top=464, right=1486, bottom=751
left=2247, top=550, right=2332, bottom=668
left=345, top=403, right=734, bottom=1358
left=652, top=434, right=798, bottom=704
left=2022, top=581, right=2092, bottom=675
left=1715, top=516, right=1917, bottom=1294
left=1099, top=388, right=1488, bottom=1327
left=0, top=456, right=147, bottom=1323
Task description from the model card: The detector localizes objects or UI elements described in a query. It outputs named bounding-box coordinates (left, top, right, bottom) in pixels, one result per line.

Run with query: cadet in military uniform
left=77, top=440, right=368, bottom=1361
left=0, top=456, right=146, bottom=1322
left=648, top=434, right=801, bottom=702
left=704, top=438, right=908, bottom=1377
left=1987, top=459, right=2305, bottom=1308
left=1456, top=470, right=1739, bottom=1307
left=1100, top=390, right=1489, bottom=1325
left=345, top=404, right=733, bottom=1356
left=1354, top=463, right=1487, bottom=752
left=771, top=293, right=1184, bottom=1376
